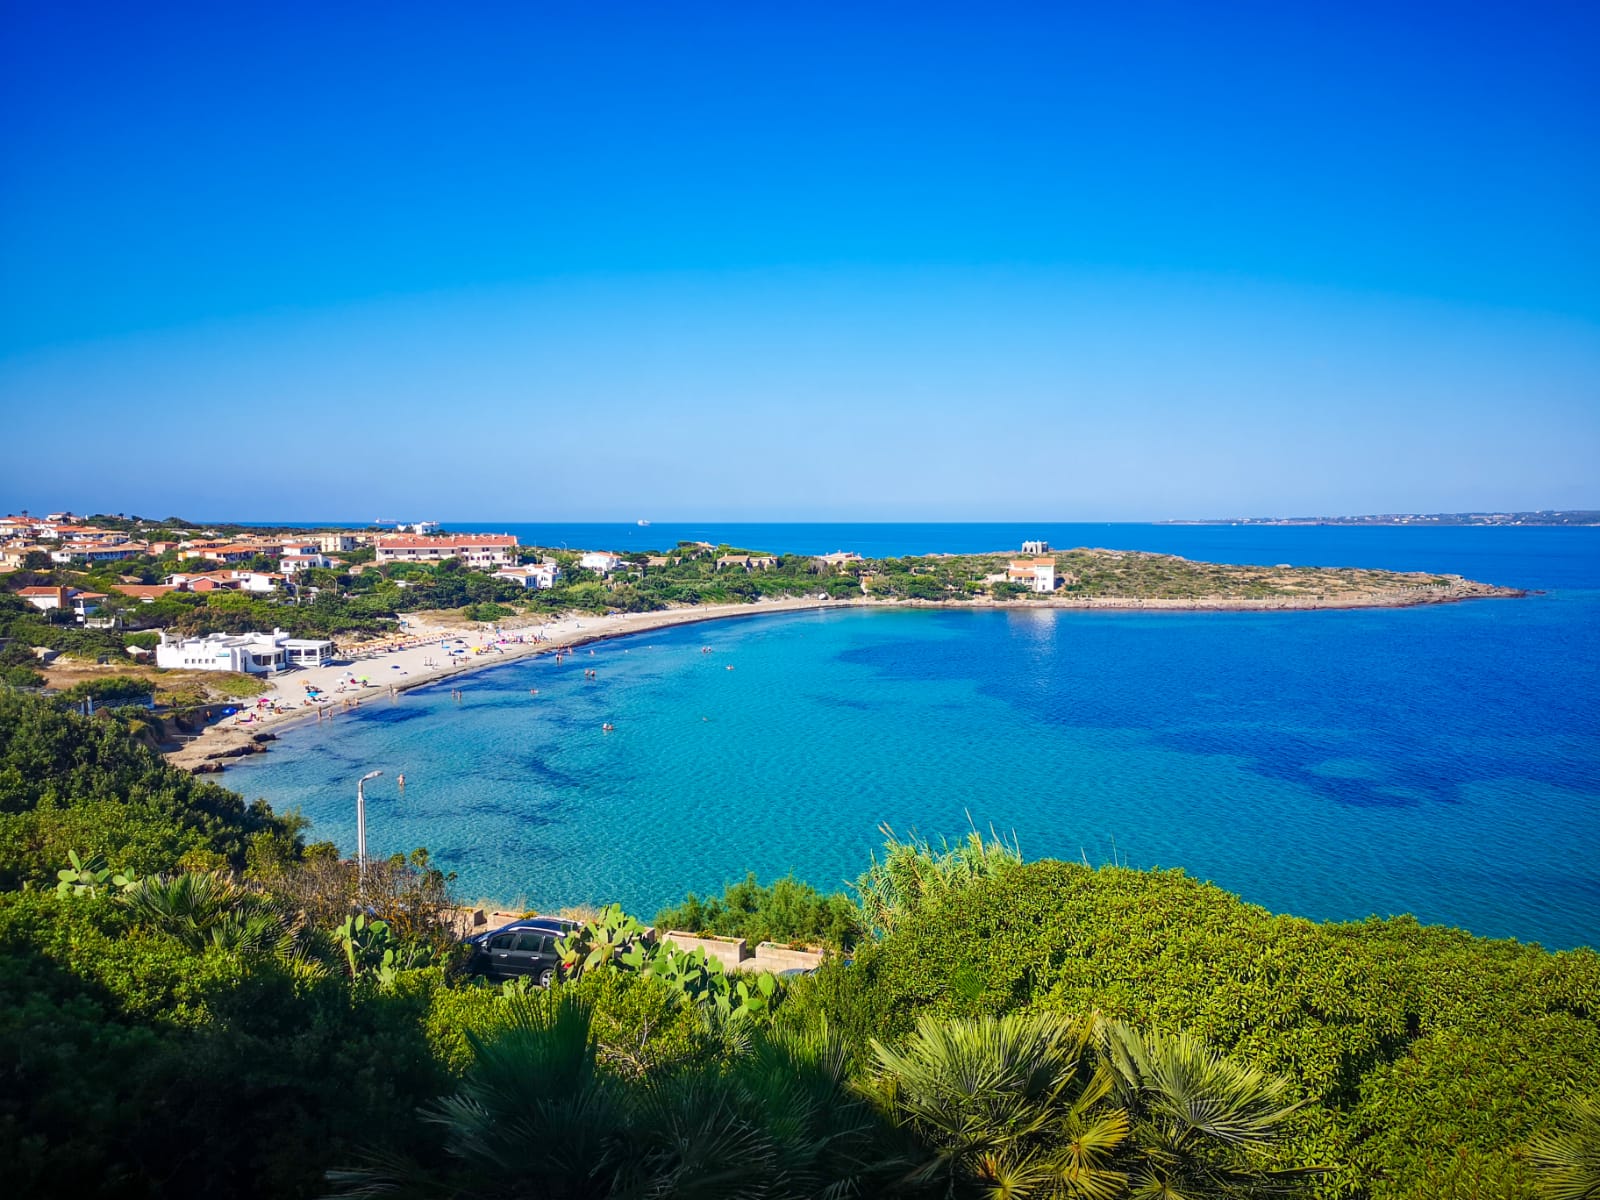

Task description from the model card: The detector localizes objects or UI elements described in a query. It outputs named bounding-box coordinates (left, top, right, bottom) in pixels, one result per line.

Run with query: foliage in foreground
left=333, top=987, right=1312, bottom=1200
left=792, top=858, right=1600, bottom=1199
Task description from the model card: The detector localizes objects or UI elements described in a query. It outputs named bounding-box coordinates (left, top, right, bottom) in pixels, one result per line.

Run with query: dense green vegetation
left=0, top=691, right=1593, bottom=1198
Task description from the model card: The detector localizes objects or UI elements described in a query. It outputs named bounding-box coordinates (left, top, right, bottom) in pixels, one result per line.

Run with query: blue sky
left=1, top=0, right=1595, bottom=520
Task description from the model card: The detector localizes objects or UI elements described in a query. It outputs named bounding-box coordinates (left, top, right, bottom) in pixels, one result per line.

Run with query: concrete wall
left=661, top=931, right=749, bottom=970
left=751, top=942, right=826, bottom=973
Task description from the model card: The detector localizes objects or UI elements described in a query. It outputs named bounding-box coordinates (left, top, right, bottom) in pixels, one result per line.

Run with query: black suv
left=465, top=917, right=579, bottom=986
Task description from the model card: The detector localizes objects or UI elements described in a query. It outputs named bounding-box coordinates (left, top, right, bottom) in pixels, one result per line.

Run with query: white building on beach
left=156, top=628, right=334, bottom=673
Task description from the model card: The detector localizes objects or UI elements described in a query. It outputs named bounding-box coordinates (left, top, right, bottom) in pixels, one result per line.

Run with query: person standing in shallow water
left=397, top=773, right=405, bottom=792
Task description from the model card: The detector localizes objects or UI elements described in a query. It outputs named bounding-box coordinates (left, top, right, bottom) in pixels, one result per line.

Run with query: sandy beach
left=163, top=596, right=857, bottom=768
left=162, top=577, right=1520, bottom=771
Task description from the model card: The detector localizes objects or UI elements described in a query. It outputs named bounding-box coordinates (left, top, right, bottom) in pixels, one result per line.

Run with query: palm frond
left=1530, top=1095, right=1600, bottom=1200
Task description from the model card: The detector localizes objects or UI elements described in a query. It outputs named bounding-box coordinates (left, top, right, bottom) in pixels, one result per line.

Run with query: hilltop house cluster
left=0, top=514, right=547, bottom=597
left=0, top=513, right=552, bottom=633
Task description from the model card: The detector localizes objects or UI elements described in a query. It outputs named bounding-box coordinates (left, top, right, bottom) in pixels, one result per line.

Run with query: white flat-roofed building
left=375, top=534, right=516, bottom=568
left=225, top=570, right=283, bottom=592
left=155, top=628, right=333, bottom=673
left=494, top=562, right=561, bottom=589
left=280, top=552, right=333, bottom=574
left=1021, top=540, right=1050, bottom=555
left=578, top=551, right=622, bottom=573
left=319, top=533, right=359, bottom=552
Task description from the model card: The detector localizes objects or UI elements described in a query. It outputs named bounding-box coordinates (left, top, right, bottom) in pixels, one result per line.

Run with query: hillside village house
left=280, top=552, right=333, bottom=574
left=578, top=551, right=622, bottom=573
left=177, top=543, right=260, bottom=564
left=17, top=585, right=107, bottom=620
left=375, top=534, right=516, bottom=568
left=155, top=628, right=334, bottom=673
left=817, top=551, right=863, bottom=567
left=48, top=542, right=141, bottom=565
left=494, top=562, right=561, bottom=589
left=716, top=554, right=778, bottom=570
left=166, top=570, right=281, bottom=593
left=319, top=533, right=360, bottom=553
left=1021, top=540, right=1051, bottom=555
left=113, top=584, right=179, bottom=603
left=51, top=526, right=130, bottom=544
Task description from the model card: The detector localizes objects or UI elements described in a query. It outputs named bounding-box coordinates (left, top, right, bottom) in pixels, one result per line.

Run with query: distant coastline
left=1162, top=509, right=1598, bottom=527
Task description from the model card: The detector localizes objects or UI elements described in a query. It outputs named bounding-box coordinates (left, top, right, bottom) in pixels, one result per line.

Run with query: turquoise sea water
left=228, top=526, right=1599, bottom=949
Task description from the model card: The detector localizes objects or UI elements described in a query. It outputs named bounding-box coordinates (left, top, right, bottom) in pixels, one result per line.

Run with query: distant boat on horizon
left=637, top=519, right=651, bottom=526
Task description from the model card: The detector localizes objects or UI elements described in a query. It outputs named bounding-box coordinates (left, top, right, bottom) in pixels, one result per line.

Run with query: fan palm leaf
left=1530, top=1095, right=1600, bottom=1200
left=872, top=1010, right=1128, bottom=1199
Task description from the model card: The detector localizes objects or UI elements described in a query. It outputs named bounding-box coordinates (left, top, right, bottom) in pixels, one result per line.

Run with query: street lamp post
left=356, top=769, right=383, bottom=898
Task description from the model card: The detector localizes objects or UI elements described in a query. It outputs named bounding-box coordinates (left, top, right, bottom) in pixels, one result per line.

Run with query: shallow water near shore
left=229, top=527, right=1600, bottom=949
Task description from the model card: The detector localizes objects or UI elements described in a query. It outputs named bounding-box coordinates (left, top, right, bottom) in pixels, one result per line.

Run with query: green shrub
left=655, top=872, right=862, bottom=949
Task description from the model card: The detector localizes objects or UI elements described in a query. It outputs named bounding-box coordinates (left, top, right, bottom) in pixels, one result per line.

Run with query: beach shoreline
left=162, top=582, right=1522, bottom=770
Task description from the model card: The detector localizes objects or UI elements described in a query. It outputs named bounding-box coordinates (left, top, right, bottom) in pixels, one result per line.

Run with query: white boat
left=637, top=519, right=651, bottom=526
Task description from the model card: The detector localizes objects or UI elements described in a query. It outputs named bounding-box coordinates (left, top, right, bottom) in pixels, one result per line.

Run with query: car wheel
left=538, top=968, right=555, bottom=988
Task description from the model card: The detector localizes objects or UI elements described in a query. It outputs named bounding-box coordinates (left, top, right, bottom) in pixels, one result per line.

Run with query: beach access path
left=162, top=577, right=1518, bottom=770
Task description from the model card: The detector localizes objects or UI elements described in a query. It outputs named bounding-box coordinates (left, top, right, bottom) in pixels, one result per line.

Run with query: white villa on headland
left=1008, top=557, right=1061, bottom=593
left=579, top=551, right=622, bottom=573
left=375, top=534, right=516, bottom=568
left=155, top=628, right=334, bottom=673
left=1021, top=539, right=1051, bottom=555
left=494, top=562, right=561, bottom=589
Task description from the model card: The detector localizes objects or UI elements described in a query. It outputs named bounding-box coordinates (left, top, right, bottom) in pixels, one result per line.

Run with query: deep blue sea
left=227, top=525, right=1599, bottom=950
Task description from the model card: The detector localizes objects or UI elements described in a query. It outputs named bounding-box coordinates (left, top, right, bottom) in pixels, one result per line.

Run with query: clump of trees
left=655, top=871, right=863, bottom=950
